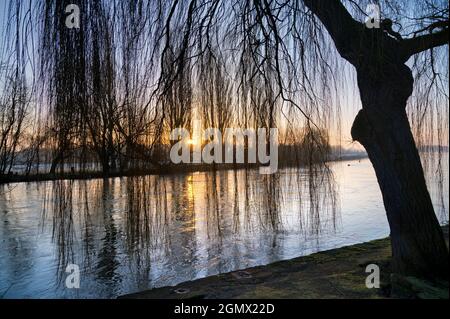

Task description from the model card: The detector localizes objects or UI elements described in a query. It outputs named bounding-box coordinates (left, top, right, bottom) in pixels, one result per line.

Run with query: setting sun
left=187, top=139, right=198, bottom=145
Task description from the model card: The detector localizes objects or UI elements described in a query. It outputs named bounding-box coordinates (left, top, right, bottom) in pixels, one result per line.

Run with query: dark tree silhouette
left=304, top=0, right=449, bottom=280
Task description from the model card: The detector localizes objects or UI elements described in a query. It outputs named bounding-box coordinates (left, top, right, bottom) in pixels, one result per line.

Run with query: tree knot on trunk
left=351, top=109, right=372, bottom=145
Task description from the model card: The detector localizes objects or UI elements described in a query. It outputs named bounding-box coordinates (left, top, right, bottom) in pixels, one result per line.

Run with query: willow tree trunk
left=351, top=63, right=448, bottom=280
left=302, top=0, right=449, bottom=281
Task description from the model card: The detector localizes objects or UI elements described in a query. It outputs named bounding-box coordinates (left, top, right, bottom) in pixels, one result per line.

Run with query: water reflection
left=44, top=165, right=336, bottom=297
left=0, top=158, right=447, bottom=298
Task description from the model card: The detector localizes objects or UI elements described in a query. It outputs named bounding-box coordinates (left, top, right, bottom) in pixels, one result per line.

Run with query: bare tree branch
left=401, top=26, right=449, bottom=58
left=303, top=0, right=364, bottom=65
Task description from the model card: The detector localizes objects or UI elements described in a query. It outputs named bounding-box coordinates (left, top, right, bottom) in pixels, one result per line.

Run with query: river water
left=0, top=157, right=448, bottom=298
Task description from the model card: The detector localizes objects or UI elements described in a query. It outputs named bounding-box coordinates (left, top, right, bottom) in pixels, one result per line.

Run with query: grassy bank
left=120, top=226, right=449, bottom=299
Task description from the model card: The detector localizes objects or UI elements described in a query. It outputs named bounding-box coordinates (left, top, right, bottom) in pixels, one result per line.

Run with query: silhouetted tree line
left=1, top=0, right=332, bottom=178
